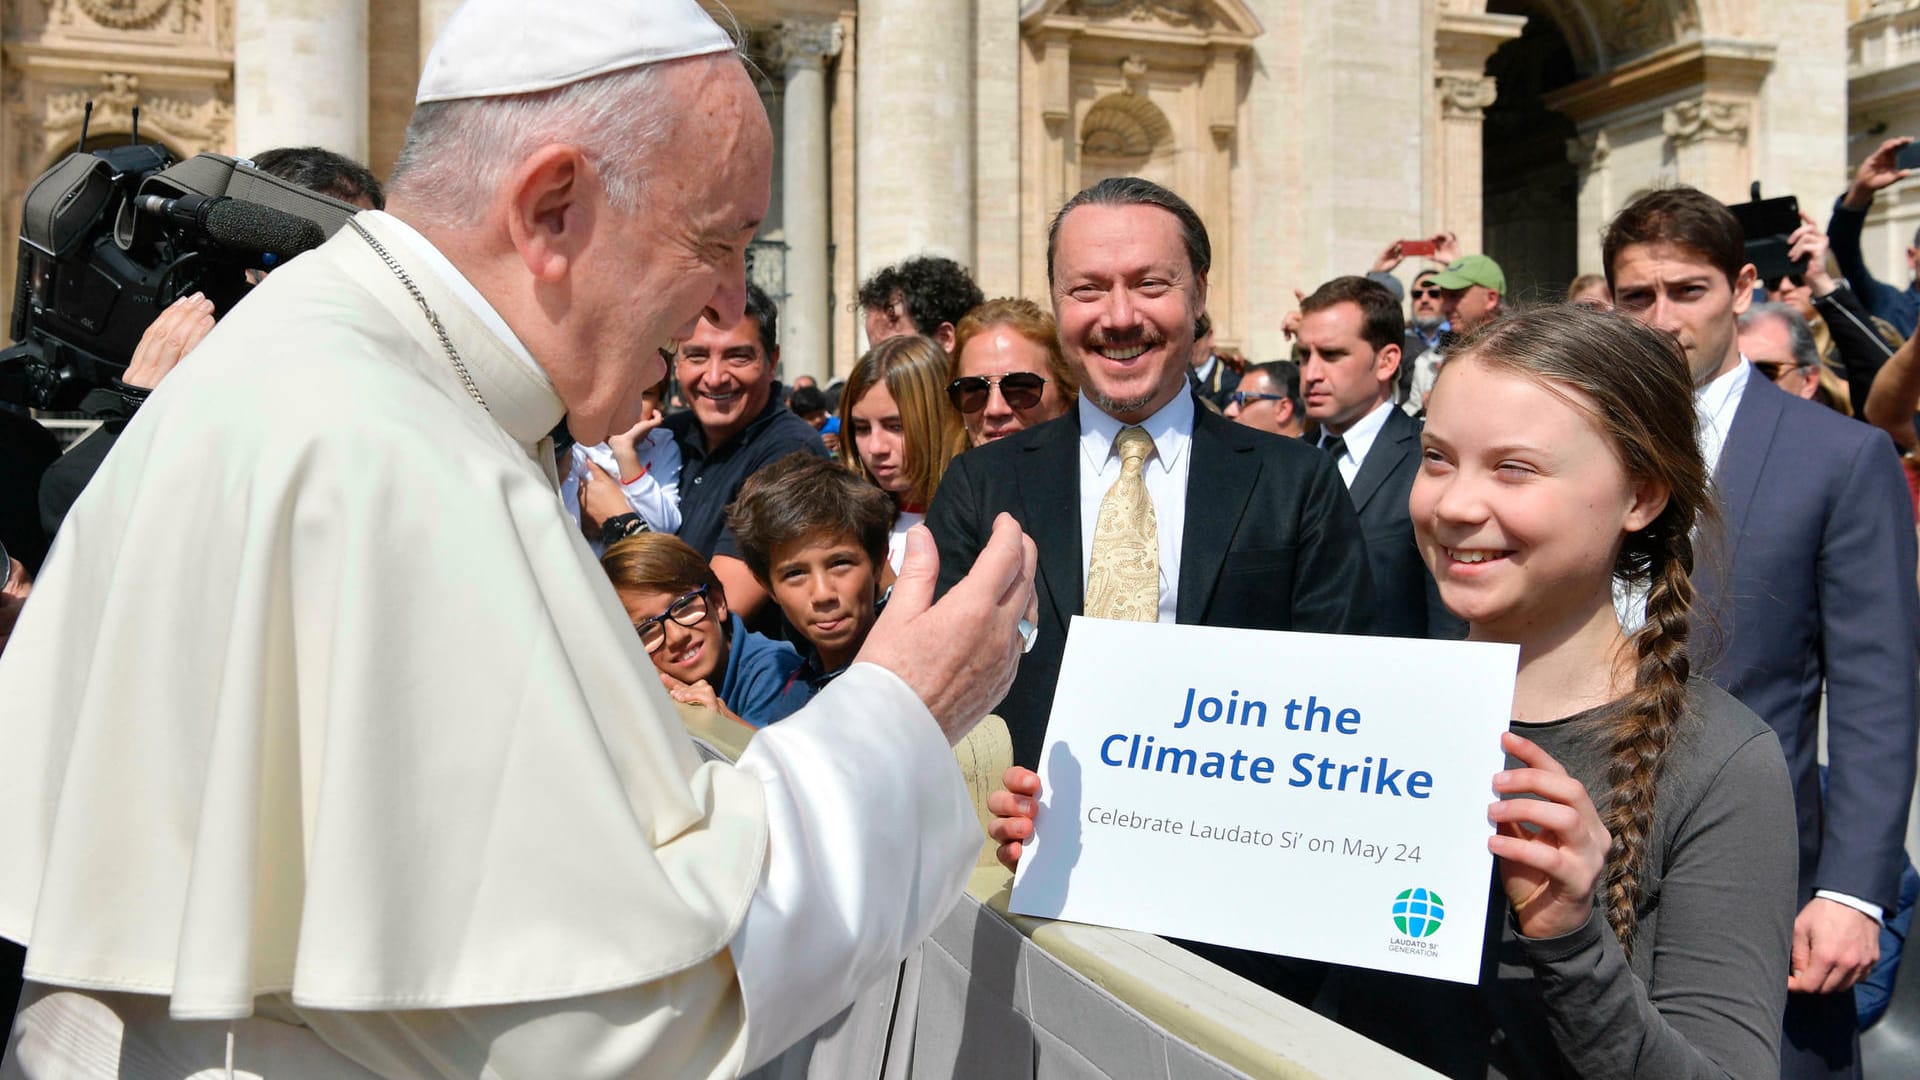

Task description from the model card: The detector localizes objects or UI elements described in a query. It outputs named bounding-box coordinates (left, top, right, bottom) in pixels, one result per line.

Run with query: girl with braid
left=988, top=305, right=1799, bottom=1078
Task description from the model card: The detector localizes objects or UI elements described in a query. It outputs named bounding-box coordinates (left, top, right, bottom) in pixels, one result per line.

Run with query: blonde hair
left=952, top=298, right=1080, bottom=403
left=840, top=335, right=959, bottom=507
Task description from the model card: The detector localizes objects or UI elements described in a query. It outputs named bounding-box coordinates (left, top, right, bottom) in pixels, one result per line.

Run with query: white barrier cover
left=1011, top=617, right=1519, bottom=985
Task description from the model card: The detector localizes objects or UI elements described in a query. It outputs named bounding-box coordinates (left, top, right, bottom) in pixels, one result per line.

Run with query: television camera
left=2, top=109, right=357, bottom=411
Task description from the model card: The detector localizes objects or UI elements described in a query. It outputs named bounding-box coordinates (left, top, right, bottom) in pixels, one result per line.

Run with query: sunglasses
left=1769, top=274, right=1807, bottom=292
left=1225, top=391, right=1285, bottom=408
left=1751, top=359, right=1802, bottom=382
left=947, top=372, right=1048, bottom=413
left=1410, top=287, right=1444, bottom=299
left=632, top=584, right=711, bottom=654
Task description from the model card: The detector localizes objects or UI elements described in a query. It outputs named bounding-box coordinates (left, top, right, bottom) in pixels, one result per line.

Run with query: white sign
left=1010, top=617, right=1518, bottom=985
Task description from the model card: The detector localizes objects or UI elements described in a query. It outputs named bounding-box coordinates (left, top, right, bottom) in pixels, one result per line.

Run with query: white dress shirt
left=1319, top=397, right=1396, bottom=487
left=1695, top=356, right=1750, bottom=475
left=1078, top=393, right=1194, bottom=624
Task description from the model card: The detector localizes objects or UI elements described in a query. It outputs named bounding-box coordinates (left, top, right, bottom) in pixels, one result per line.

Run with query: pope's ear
left=505, top=144, right=593, bottom=284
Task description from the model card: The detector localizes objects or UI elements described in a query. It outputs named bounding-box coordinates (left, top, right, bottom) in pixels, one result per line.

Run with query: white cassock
left=0, top=210, right=979, bottom=1078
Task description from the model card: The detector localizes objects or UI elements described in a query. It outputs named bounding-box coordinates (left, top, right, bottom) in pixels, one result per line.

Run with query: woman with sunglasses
left=842, top=335, right=963, bottom=572
left=949, top=298, right=1077, bottom=447
left=600, top=532, right=810, bottom=728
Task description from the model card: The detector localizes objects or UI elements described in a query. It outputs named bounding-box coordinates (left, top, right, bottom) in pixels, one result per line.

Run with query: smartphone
left=1897, top=141, right=1920, bottom=171
left=1399, top=239, right=1436, bottom=257
left=1727, top=194, right=1805, bottom=282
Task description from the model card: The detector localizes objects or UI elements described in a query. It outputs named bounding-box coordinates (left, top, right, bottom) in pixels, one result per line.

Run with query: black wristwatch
left=599, top=513, right=649, bottom=547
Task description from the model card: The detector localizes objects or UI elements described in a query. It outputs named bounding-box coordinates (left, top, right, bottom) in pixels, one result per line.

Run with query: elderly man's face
left=1223, top=370, right=1298, bottom=437
left=1440, top=285, right=1498, bottom=334
left=1051, top=202, right=1203, bottom=424
left=1738, top=316, right=1819, bottom=401
left=564, top=60, right=772, bottom=444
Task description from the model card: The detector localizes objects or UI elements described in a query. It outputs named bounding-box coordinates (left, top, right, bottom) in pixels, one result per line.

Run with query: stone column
left=418, top=0, right=465, bottom=69
left=1430, top=7, right=1523, bottom=252
left=771, top=20, right=843, bottom=385
left=1566, top=129, right=1613, bottom=275
left=233, top=0, right=368, bottom=160
left=1435, top=74, right=1498, bottom=253
left=856, top=0, right=974, bottom=337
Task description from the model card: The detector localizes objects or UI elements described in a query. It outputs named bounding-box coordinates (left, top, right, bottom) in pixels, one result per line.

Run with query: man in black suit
left=1297, top=276, right=1464, bottom=640
left=1186, top=314, right=1240, bottom=409
left=1607, top=186, right=1920, bottom=1080
left=926, top=177, right=1375, bottom=771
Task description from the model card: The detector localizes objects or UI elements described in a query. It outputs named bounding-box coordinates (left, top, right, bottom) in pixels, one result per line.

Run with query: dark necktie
left=1322, top=434, right=1347, bottom=461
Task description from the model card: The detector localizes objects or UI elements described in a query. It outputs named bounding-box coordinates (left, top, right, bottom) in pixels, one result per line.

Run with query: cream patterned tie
left=1084, top=426, right=1160, bottom=621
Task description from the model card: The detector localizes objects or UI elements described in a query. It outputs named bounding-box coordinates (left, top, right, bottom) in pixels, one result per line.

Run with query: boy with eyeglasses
left=729, top=452, right=896, bottom=694
left=600, top=533, right=811, bottom=728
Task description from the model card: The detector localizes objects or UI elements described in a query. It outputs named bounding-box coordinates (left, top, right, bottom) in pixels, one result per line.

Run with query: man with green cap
left=1403, top=253, right=1506, bottom=415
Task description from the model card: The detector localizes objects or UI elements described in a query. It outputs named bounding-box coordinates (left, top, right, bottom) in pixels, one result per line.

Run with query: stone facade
left=0, top=0, right=1864, bottom=378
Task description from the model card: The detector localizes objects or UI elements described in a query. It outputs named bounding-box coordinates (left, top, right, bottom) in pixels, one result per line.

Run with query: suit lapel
left=1710, top=373, right=1785, bottom=566
left=1016, top=414, right=1085, bottom=630
left=1179, top=407, right=1261, bottom=623
left=1347, top=406, right=1414, bottom=513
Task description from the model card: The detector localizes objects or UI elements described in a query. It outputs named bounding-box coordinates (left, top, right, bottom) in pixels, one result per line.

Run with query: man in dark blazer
left=1607, top=186, right=1920, bottom=1080
left=1296, top=276, right=1464, bottom=640
left=926, top=177, right=1375, bottom=772
left=1186, top=313, right=1241, bottom=409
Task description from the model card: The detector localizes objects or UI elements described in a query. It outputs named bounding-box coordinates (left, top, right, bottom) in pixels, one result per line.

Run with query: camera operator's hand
left=0, top=557, right=31, bottom=657
left=1370, top=240, right=1404, bottom=275
left=1432, top=231, right=1462, bottom=265
left=125, top=293, right=215, bottom=390
left=1844, top=137, right=1913, bottom=211
left=1789, top=212, right=1838, bottom=297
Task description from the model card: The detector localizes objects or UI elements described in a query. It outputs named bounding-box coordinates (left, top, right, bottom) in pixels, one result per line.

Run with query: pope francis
left=0, top=2, right=1039, bottom=1077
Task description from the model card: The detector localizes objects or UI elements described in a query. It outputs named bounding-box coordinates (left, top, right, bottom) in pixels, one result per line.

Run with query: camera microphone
left=137, top=194, right=326, bottom=266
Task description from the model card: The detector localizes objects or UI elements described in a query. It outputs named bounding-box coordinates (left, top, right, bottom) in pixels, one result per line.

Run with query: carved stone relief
left=1068, top=0, right=1210, bottom=30
left=1565, top=129, right=1610, bottom=171
left=1662, top=98, right=1749, bottom=148
left=40, top=72, right=232, bottom=157
left=1439, top=74, right=1499, bottom=119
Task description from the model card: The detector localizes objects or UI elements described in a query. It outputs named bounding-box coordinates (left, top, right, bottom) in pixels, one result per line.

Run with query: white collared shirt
left=1319, top=397, right=1396, bottom=487
left=373, top=211, right=553, bottom=390
left=1694, top=355, right=1751, bottom=477
left=1193, top=355, right=1218, bottom=385
left=1078, top=392, right=1194, bottom=624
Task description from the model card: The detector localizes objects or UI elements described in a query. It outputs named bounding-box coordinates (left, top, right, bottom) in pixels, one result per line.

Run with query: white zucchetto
left=417, top=0, right=737, bottom=104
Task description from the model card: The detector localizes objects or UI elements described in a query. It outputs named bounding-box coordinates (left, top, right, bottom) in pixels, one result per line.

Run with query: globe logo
left=1392, top=887, right=1445, bottom=938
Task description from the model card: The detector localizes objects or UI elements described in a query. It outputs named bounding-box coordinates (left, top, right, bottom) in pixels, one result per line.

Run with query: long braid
left=1599, top=517, right=1695, bottom=958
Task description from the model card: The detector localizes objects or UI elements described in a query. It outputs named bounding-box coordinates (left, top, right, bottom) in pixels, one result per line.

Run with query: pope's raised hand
left=855, top=514, right=1038, bottom=745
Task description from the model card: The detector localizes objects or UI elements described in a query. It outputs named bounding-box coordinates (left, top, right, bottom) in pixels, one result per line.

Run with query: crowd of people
left=1, top=2, right=1919, bottom=1075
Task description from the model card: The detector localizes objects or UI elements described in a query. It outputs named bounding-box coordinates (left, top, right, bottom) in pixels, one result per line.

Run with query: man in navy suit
left=925, top=177, right=1375, bottom=772
left=1297, top=276, right=1465, bottom=640
left=1606, top=186, right=1920, bottom=1079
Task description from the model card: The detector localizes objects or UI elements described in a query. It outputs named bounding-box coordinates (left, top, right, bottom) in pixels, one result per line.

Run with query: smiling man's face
left=1050, top=201, right=1203, bottom=424
left=675, top=314, right=774, bottom=448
